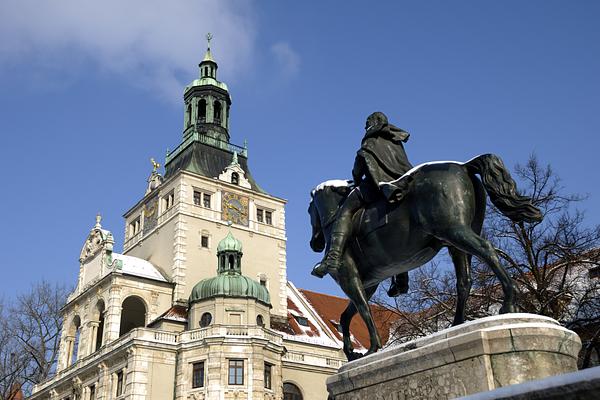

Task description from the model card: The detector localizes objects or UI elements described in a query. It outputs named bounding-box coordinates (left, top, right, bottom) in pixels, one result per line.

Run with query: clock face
left=221, top=192, right=249, bottom=226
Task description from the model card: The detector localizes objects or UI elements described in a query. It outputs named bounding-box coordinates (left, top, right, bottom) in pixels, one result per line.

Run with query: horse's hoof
left=365, top=347, right=382, bottom=357
left=346, top=351, right=364, bottom=361
left=500, top=304, right=517, bottom=314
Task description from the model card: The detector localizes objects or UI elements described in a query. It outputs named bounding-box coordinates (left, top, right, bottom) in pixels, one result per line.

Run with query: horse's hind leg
left=441, top=227, right=516, bottom=314
left=449, top=247, right=472, bottom=325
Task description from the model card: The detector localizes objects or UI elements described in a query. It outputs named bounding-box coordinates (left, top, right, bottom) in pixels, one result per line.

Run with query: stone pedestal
left=327, top=314, right=581, bottom=400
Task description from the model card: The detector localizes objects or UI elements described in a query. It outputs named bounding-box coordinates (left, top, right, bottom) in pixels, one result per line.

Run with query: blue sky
left=0, top=1, right=599, bottom=298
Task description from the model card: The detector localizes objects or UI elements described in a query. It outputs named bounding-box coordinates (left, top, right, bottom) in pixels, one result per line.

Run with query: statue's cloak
left=356, top=124, right=413, bottom=185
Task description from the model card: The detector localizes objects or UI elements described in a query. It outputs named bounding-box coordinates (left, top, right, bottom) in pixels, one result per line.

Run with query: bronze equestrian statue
left=308, top=112, right=542, bottom=360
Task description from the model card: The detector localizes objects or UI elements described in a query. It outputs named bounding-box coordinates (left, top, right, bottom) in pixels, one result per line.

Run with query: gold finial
left=150, top=158, right=160, bottom=173
left=95, top=213, right=102, bottom=229
left=206, top=32, right=213, bottom=50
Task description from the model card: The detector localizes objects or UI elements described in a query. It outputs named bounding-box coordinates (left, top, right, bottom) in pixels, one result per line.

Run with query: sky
left=0, top=1, right=599, bottom=299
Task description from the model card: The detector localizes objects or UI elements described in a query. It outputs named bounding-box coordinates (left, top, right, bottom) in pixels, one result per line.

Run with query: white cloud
left=271, top=41, right=300, bottom=79
left=0, top=0, right=256, bottom=102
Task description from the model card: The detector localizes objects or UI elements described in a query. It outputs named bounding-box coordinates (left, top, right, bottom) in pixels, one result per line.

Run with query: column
left=104, top=284, right=122, bottom=342
left=88, top=321, right=100, bottom=354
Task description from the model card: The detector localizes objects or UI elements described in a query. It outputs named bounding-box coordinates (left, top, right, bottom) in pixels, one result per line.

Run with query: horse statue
left=308, top=154, right=542, bottom=360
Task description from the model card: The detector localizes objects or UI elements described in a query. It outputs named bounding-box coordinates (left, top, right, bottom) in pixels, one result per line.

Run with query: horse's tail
left=465, top=154, right=542, bottom=223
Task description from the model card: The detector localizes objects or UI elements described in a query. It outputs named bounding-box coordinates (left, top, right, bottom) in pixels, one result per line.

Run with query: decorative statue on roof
left=308, top=111, right=543, bottom=360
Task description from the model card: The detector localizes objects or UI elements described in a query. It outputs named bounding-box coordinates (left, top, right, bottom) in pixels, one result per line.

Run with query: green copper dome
left=217, top=231, right=243, bottom=253
left=189, top=274, right=271, bottom=306
left=188, top=231, right=270, bottom=306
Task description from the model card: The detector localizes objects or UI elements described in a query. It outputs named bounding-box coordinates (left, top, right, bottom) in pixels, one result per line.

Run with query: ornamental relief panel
left=143, top=194, right=159, bottom=234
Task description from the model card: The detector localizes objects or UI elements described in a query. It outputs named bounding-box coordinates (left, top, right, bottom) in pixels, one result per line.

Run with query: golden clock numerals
left=222, top=192, right=249, bottom=226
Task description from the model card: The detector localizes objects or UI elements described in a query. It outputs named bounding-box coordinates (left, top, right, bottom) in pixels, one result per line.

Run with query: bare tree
left=9, top=281, right=68, bottom=394
left=377, top=155, right=600, bottom=366
left=0, top=299, right=30, bottom=400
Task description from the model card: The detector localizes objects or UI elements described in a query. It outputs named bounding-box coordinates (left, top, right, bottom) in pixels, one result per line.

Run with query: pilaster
left=126, top=346, right=148, bottom=400
left=172, top=211, right=189, bottom=303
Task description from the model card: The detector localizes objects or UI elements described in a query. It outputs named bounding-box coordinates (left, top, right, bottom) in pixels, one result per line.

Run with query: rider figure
left=314, top=111, right=413, bottom=297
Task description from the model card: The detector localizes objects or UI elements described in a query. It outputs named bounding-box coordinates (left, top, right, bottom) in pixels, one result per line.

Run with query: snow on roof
left=112, top=253, right=168, bottom=282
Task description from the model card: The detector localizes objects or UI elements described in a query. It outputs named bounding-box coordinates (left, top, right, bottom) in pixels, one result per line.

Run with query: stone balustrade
left=33, top=325, right=283, bottom=394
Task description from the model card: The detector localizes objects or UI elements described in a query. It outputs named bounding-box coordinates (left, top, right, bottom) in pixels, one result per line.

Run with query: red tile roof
left=148, top=304, right=188, bottom=327
left=298, top=288, right=398, bottom=349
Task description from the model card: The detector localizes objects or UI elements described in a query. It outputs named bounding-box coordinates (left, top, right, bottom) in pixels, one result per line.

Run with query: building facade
left=30, top=42, right=397, bottom=400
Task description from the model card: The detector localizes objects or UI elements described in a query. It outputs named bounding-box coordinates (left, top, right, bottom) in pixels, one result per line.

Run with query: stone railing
left=33, top=328, right=180, bottom=394
left=123, top=231, right=142, bottom=251
left=283, top=351, right=344, bottom=369
left=180, top=325, right=283, bottom=345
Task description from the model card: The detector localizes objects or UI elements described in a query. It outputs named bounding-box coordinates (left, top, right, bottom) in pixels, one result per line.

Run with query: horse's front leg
left=338, top=253, right=381, bottom=358
left=340, top=302, right=358, bottom=360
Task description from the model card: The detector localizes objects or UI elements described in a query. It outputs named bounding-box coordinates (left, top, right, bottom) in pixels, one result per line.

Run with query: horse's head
left=308, top=180, right=353, bottom=253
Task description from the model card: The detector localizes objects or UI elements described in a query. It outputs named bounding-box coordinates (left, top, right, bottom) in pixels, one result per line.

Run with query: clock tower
left=121, top=36, right=288, bottom=319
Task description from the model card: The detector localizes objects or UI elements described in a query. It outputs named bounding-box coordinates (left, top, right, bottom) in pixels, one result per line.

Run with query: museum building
left=30, top=43, right=395, bottom=400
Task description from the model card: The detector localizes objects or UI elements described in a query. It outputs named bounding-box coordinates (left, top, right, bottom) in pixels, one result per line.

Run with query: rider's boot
left=311, top=262, right=328, bottom=278
left=319, top=232, right=346, bottom=274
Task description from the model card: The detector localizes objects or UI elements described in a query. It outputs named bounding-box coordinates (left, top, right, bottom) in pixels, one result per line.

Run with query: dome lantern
left=189, top=232, right=270, bottom=306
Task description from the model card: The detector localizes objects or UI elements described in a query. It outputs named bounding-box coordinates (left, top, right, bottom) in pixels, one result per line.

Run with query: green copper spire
left=180, top=33, right=231, bottom=143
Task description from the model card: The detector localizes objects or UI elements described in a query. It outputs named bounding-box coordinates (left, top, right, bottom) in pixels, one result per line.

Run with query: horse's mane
left=311, top=180, right=353, bottom=198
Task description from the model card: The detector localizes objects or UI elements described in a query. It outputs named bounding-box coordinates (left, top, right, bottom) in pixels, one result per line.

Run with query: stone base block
left=326, top=314, right=581, bottom=400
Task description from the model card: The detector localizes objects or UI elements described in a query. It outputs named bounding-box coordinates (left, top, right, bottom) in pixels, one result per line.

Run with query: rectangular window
left=192, top=361, right=205, bottom=388
left=203, top=193, right=211, bottom=208
left=201, top=235, right=209, bottom=248
left=89, top=384, right=96, bottom=400
left=164, top=192, right=174, bottom=210
left=129, top=217, right=141, bottom=236
left=116, top=370, right=124, bottom=396
left=294, top=315, right=309, bottom=327
left=193, top=191, right=211, bottom=208
left=265, top=210, right=272, bottom=225
left=228, top=359, right=244, bottom=385
left=193, top=190, right=202, bottom=206
left=264, top=363, right=272, bottom=389
left=257, top=208, right=264, bottom=223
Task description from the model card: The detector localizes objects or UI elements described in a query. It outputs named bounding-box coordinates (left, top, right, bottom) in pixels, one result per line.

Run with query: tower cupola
left=188, top=232, right=270, bottom=306
left=182, top=33, right=232, bottom=143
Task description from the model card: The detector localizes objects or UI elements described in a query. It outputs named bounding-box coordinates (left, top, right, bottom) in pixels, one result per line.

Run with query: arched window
left=94, top=300, right=105, bottom=352
left=283, top=382, right=303, bottom=400
left=198, top=99, right=207, bottom=122
left=68, top=315, right=82, bottom=365
left=200, top=312, right=212, bottom=328
left=119, top=296, right=146, bottom=336
left=186, top=104, right=192, bottom=127
left=228, top=254, right=235, bottom=269
left=256, top=314, right=264, bottom=327
left=231, top=172, right=239, bottom=185
left=214, top=101, right=222, bottom=124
